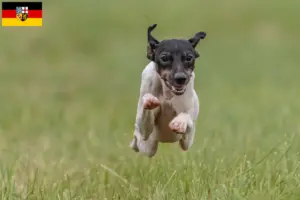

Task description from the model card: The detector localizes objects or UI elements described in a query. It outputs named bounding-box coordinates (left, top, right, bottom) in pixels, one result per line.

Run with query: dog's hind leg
left=131, top=130, right=159, bottom=157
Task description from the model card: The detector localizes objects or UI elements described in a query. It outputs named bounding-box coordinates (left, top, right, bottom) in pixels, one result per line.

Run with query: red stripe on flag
left=2, top=10, right=16, bottom=18
left=28, top=10, right=42, bottom=18
left=2, top=9, right=42, bottom=18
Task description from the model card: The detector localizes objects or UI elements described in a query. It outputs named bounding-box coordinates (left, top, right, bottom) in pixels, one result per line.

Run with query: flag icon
left=2, top=2, right=42, bottom=27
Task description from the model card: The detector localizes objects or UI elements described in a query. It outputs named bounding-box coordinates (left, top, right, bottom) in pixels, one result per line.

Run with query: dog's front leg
left=130, top=65, right=161, bottom=156
left=169, top=91, right=199, bottom=151
left=169, top=113, right=195, bottom=151
left=178, top=121, right=195, bottom=151
left=136, top=93, right=160, bottom=140
left=130, top=93, right=160, bottom=157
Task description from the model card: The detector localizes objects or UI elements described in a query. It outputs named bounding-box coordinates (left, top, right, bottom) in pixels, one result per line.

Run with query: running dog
left=130, top=24, right=206, bottom=157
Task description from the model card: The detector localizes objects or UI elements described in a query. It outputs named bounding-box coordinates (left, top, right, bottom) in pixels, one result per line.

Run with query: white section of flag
left=22, top=7, right=28, bottom=14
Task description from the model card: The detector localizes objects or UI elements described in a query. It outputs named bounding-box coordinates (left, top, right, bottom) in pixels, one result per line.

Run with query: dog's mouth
left=164, top=80, right=186, bottom=95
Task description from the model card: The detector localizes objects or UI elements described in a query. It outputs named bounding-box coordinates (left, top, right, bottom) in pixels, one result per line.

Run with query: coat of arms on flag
left=16, top=7, right=28, bottom=21
left=2, top=2, right=42, bottom=27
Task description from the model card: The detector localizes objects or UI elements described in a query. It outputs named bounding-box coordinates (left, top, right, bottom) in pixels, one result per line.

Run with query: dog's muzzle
left=164, top=79, right=187, bottom=96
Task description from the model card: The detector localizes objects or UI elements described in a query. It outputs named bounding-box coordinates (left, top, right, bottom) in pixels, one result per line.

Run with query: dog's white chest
left=168, top=95, right=189, bottom=114
left=154, top=95, right=190, bottom=143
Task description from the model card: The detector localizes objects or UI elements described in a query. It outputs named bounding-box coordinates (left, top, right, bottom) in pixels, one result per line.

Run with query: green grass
left=1, top=0, right=300, bottom=199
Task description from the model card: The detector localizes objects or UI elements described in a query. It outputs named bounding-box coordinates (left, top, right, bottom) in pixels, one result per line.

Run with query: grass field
left=1, top=0, right=300, bottom=199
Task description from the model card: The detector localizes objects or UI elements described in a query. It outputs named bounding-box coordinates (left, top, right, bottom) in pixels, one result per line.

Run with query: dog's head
left=147, top=24, right=206, bottom=96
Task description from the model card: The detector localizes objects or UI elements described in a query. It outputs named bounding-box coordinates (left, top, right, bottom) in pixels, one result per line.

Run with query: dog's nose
left=174, top=73, right=187, bottom=85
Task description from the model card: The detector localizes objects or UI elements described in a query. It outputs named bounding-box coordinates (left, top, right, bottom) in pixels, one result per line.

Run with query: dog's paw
left=169, top=116, right=188, bottom=134
left=143, top=93, right=160, bottom=110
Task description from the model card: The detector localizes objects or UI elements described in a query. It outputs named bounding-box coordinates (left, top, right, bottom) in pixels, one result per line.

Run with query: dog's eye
left=160, top=54, right=170, bottom=63
left=185, top=55, right=194, bottom=63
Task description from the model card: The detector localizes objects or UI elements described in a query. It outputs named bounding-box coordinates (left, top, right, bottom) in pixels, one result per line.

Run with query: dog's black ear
left=188, top=32, right=206, bottom=48
left=147, top=24, right=160, bottom=61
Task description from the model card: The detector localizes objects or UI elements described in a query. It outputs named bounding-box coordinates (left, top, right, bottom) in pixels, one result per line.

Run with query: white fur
left=130, top=61, right=200, bottom=157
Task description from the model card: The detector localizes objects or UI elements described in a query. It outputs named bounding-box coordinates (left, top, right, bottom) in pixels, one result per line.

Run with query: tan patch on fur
left=146, top=44, right=154, bottom=60
left=159, top=69, right=171, bottom=81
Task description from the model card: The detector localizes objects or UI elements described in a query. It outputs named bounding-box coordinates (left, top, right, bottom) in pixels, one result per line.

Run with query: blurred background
left=0, top=0, right=300, bottom=199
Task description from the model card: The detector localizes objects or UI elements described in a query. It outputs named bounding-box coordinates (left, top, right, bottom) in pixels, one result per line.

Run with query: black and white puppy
left=130, top=24, right=206, bottom=157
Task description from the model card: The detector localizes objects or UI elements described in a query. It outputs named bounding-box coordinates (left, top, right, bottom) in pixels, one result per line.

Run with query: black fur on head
left=146, top=24, right=207, bottom=95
